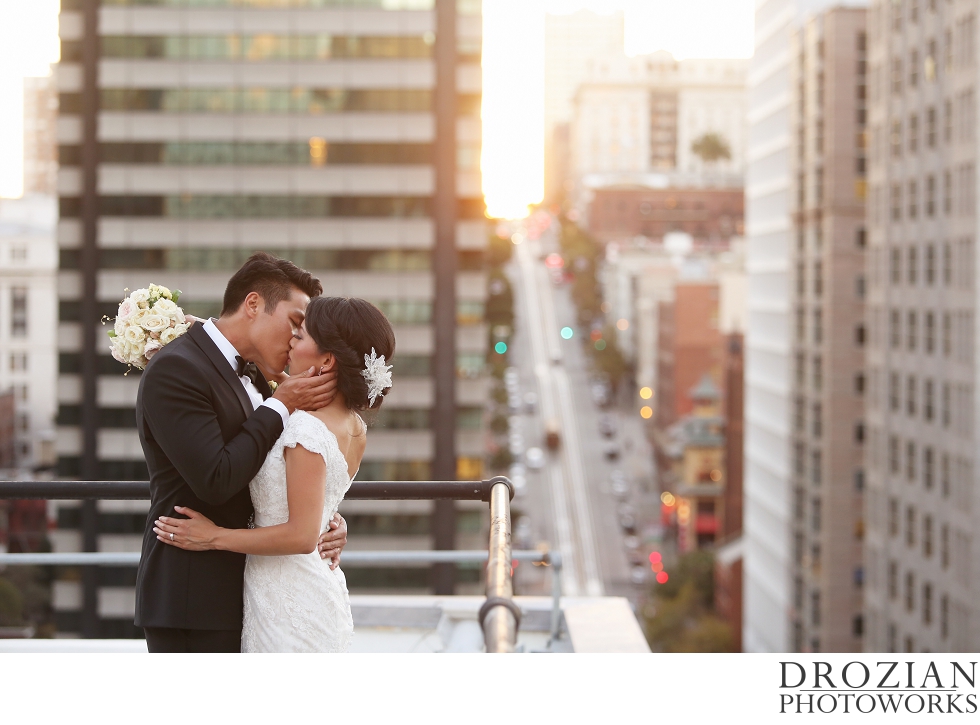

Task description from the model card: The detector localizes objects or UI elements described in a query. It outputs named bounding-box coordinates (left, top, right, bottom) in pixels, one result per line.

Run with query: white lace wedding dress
left=242, top=410, right=354, bottom=652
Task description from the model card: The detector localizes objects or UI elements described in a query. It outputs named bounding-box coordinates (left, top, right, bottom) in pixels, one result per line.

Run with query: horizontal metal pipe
left=0, top=549, right=554, bottom=567
left=0, top=478, right=515, bottom=502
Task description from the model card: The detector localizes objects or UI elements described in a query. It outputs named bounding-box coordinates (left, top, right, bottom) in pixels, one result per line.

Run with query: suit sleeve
left=141, top=354, right=284, bottom=506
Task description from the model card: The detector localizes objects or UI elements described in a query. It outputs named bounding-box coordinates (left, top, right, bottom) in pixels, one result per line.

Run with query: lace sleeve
left=279, top=411, right=331, bottom=463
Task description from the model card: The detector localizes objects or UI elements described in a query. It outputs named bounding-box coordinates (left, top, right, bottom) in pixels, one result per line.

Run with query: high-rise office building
left=788, top=7, right=867, bottom=653
left=865, top=0, right=979, bottom=652
left=53, top=0, right=485, bottom=636
left=744, top=0, right=866, bottom=653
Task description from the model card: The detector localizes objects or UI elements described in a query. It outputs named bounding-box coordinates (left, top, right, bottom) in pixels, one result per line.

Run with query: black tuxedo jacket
left=134, top=323, right=283, bottom=630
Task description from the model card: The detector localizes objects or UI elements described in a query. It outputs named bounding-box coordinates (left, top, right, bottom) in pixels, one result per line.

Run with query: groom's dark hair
left=221, top=252, right=322, bottom=316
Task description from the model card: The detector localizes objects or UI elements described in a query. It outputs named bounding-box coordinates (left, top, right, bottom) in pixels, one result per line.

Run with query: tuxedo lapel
left=254, top=375, right=273, bottom=401
left=187, top=323, right=253, bottom=419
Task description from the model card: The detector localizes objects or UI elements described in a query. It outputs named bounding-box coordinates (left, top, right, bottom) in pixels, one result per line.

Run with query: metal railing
left=0, top=476, right=561, bottom=653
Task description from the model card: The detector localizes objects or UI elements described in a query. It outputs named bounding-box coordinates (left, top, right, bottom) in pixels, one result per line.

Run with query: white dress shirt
left=202, top=318, right=290, bottom=428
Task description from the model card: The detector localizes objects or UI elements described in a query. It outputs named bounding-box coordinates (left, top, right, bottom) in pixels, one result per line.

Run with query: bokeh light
left=651, top=561, right=664, bottom=573
left=494, top=341, right=508, bottom=354
left=560, top=326, right=574, bottom=340
left=710, top=469, right=722, bottom=481
left=594, top=339, right=607, bottom=351
left=660, top=492, right=676, bottom=506
left=616, top=318, right=629, bottom=331
left=640, top=406, right=653, bottom=419
left=648, top=551, right=662, bottom=564
left=639, top=387, right=653, bottom=399
left=656, top=571, right=669, bottom=585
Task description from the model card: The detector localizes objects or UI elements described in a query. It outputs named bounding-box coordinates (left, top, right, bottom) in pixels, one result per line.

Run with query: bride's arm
left=153, top=445, right=326, bottom=556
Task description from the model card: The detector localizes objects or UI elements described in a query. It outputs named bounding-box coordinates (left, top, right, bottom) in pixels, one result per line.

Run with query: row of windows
left=885, top=239, right=972, bottom=288
left=56, top=404, right=484, bottom=430
left=794, top=306, right=866, bottom=347
left=58, top=248, right=484, bottom=273
left=885, top=166, right=975, bottom=221
left=62, top=34, right=456, bottom=62
left=58, top=195, right=486, bottom=219
left=886, top=437, right=967, bottom=494
left=885, top=309, right=973, bottom=363
left=60, top=89, right=482, bottom=116
left=886, top=499, right=951, bottom=565
left=59, top=141, right=435, bottom=166
left=886, top=564, right=950, bottom=637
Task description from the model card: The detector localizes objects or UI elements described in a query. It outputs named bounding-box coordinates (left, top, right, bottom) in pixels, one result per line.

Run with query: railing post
left=480, top=479, right=519, bottom=652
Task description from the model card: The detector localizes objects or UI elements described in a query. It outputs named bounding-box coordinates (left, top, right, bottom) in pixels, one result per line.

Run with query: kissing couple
left=133, top=252, right=396, bottom=652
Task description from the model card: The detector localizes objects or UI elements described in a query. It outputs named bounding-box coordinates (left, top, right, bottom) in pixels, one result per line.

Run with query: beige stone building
left=865, top=0, right=980, bottom=653
left=788, top=7, right=868, bottom=653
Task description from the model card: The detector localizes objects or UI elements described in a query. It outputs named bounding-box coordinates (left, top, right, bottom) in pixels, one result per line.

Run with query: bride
left=152, top=296, right=395, bottom=652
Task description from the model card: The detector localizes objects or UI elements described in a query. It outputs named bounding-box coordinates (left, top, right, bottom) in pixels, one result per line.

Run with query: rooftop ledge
left=0, top=595, right=650, bottom=654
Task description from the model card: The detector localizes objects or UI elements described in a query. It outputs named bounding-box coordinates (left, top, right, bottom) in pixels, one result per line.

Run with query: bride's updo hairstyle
left=304, top=296, right=395, bottom=412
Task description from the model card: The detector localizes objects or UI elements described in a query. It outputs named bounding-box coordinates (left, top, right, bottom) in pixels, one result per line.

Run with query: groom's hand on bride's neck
left=272, top=366, right=338, bottom=413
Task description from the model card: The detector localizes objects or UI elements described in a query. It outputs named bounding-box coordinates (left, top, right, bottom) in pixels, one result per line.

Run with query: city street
left=506, top=221, right=660, bottom=603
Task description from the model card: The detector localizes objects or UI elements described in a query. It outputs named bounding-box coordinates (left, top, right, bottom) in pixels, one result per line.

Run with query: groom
left=134, top=253, right=347, bottom=653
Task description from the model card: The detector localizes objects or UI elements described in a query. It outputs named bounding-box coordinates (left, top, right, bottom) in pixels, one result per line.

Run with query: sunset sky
left=0, top=0, right=754, bottom=218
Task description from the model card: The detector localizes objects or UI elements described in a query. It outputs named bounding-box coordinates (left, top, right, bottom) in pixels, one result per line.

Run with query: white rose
left=173, top=323, right=189, bottom=337
left=131, top=289, right=150, bottom=308
left=124, top=324, right=145, bottom=345
left=159, top=327, right=177, bottom=345
left=144, top=339, right=163, bottom=360
left=117, top=297, right=136, bottom=322
left=175, top=307, right=185, bottom=324
left=155, top=285, right=172, bottom=300
left=110, top=340, right=128, bottom=364
left=114, top=317, right=127, bottom=336
left=153, top=299, right=178, bottom=316
left=131, top=308, right=149, bottom=327
left=142, top=314, right=170, bottom=333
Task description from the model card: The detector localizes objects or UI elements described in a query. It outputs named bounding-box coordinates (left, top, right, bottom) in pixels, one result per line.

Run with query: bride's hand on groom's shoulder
left=272, top=366, right=338, bottom=413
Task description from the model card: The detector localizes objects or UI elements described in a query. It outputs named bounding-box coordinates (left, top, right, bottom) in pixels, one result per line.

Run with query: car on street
left=619, top=513, right=637, bottom=535
left=598, top=414, right=616, bottom=437
left=630, top=566, right=647, bottom=585
left=623, top=535, right=640, bottom=550
left=627, top=549, right=646, bottom=567
left=603, top=443, right=620, bottom=461
left=523, top=392, right=538, bottom=415
left=525, top=447, right=545, bottom=469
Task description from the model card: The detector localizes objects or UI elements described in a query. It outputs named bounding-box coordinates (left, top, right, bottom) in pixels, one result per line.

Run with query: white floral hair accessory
left=361, top=347, right=393, bottom=406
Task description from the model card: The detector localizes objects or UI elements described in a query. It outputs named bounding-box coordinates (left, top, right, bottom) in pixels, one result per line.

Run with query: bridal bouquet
left=107, top=284, right=189, bottom=370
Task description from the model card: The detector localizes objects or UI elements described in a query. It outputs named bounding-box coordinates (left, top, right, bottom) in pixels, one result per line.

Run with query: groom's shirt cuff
left=260, top=398, right=290, bottom=429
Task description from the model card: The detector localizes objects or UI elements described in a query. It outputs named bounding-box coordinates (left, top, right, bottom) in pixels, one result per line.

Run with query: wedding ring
left=170, top=533, right=174, bottom=542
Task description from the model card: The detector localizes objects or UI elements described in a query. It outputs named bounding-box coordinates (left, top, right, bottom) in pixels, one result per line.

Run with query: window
left=907, top=311, right=917, bottom=350
left=924, top=447, right=934, bottom=487
left=944, top=171, right=952, bottom=214
left=907, top=375, right=917, bottom=416
left=890, top=372, right=900, bottom=410
left=811, top=496, right=821, bottom=532
left=942, top=382, right=951, bottom=426
left=941, top=523, right=949, bottom=568
left=811, top=450, right=822, bottom=485
left=812, top=402, right=822, bottom=437
left=926, top=176, right=936, bottom=216
left=908, top=245, right=918, bottom=283
left=794, top=396, right=805, bottom=432
left=926, top=244, right=935, bottom=283
left=908, top=180, right=918, bottom=218
left=814, top=261, right=823, bottom=296
left=9, top=353, right=27, bottom=371
left=855, top=422, right=865, bottom=443
left=924, top=515, right=934, bottom=556
left=909, top=51, right=919, bottom=89
left=888, top=560, right=898, bottom=599
left=924, top=379, right=934, bottom=420
left=813, top=309, right=823, bottom=343
left=10, top=246, right=26, bottom=261
left=890, top=310, right=901, bottom=348
left=889, top=436, right=900, bottom=473
left=10, top=287, right=26, bottom=337
left=927, top=106, right=937, bottom=146
left=943, top=242, right=952, bottom=284
left=855, top=372, right=865, bottom=394
left=905, top=571, right=915, bottom=611
left=941, top=595, right=949, bottom=639
left=925, top=311, right=935, bottom=352
left=811, top=590, right=821, bottom=627
left=813, top=356, right=822, bottom=391
left=941, top=453, right=950, bottom=495
left=906, top=441, right=917, bottom=481
left=889, top=497, right=899, bottom=536
left=891, top=248, right=902, bottom=282
left=891, top=120, right=903, bottom=157
left=892, top=57, right=903, bottom=94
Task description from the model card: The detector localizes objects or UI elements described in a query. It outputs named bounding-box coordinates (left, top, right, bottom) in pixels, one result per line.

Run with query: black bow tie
left=235, top=355, right=261, bottom=387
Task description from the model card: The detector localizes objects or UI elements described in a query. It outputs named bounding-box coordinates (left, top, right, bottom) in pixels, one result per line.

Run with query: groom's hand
left=318, top=513, right=347, bottom=570
left=272, top=366, right=338, bottom=413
